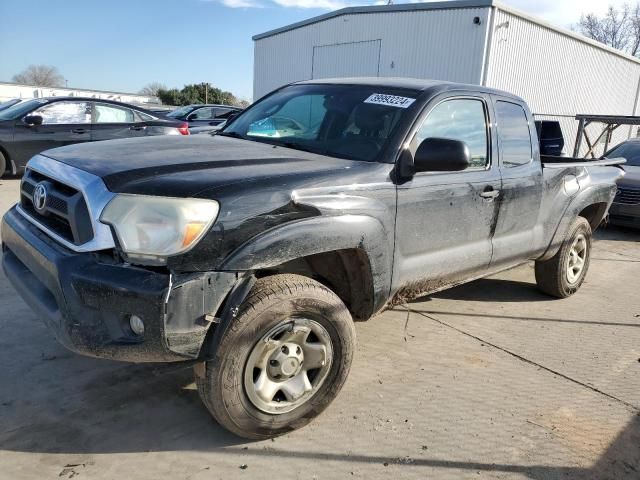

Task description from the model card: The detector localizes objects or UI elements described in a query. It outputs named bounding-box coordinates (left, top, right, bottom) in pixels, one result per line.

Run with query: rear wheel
left=535, top=217, right=592, bottom=298
left=196, top=274, right=356, bottom=439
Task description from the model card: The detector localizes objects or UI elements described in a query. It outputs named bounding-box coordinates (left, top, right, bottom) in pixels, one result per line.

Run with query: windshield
left=0, top=98, right=49, bottom=121
left=166, top=105, right=195, bottom=118
left=222, top=84, right=420, bottom=162
left=606, top=141, right=640, bottom=167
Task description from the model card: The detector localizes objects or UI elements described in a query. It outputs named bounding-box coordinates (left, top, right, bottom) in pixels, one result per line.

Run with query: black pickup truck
left=1, top=78, right=624, bottom=439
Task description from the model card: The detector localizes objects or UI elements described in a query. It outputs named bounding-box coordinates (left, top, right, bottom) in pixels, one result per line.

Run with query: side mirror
left=24, top=115, right=43, bottom=126
left=414, top=137, right=470, bottom=173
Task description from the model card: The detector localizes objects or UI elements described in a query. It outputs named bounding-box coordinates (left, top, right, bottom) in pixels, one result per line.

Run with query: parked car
left=603, top=138, right=640, bottom=228
left=166, top=103, right=241, bottom=129
left=1, top=78, right=624, bottom=440
left=0, top=97, right=189, bottom=177
left=0, top=99, right=22, bottom=112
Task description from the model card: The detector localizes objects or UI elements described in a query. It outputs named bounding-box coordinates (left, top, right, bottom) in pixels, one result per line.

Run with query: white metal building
left=253, top=0, right=640, bottom=154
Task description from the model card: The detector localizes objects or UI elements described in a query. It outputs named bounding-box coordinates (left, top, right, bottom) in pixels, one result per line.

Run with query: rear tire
left=196, top=274, right=356, bottom=440
left=535, top=217, right=592, bottom=298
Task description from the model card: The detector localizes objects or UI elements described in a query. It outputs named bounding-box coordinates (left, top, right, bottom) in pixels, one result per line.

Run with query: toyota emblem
left=33, top=183, right=48, bottom=213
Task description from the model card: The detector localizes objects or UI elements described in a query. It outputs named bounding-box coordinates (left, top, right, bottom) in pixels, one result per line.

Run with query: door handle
left=71, top=128, right=87, bottom=134
left=480, top=188, right=500, bottom=199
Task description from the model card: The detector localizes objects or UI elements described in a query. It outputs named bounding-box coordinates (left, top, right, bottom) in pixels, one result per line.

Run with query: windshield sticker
left=364, top=93, right=416, bottom=109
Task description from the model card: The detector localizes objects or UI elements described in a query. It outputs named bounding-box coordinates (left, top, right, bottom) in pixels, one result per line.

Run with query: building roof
left=253, top=0, right=640, bottom=66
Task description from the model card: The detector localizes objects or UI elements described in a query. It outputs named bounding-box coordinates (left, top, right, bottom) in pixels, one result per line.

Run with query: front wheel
left=535, top=217, right=592, bottom=298
left=196, top=274, right=356, bottom=439
left=0, top=150, right=6, bottom=179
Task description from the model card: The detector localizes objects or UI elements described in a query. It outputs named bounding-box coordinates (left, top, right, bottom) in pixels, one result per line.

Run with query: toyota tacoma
left=1, top=78, right=625, bottom=439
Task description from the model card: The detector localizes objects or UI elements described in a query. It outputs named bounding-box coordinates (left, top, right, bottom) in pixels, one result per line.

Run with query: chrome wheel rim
left=244, top=318, right=333, bottom=414
left=566, top=234, right=587, bottom=284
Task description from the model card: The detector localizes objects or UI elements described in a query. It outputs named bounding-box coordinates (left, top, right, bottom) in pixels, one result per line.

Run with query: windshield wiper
left=217, top=131, right=245, bottom=140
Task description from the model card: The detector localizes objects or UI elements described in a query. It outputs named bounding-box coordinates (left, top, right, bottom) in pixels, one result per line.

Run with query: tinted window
left=224, top=84, right=418, bottom=162
left=416, top=98, right=489, bottom=169
left=216, top=109, right=238, bottom=120
left=167, top=106, right=194, bottom=118
left=94, top=103, right=134, bottom=123
left=34, top=101, right=90, bottom=124
left=496, top=101, right=532, bottom=167
left=190, top=107, right=215, bottom=120
left=606, top=142, right=640, bottom=166
left=135, top=110, right=154, bottom=122
left=214, top=108, right=234, bottom=119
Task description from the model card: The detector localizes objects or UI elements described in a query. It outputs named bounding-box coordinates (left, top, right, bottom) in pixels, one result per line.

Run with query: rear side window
left=415, top=98, right=489, bottom=169
left=94, top=104, right=134, bottom=123
left=496, top=101, right=532, bottom=167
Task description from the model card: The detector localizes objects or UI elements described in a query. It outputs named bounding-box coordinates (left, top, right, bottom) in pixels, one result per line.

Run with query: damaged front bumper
left=1, top=206, right=238, bottom=362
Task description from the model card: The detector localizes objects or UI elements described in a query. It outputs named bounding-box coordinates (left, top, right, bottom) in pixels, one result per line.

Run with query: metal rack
left=573, top=114, right=640, bottom=158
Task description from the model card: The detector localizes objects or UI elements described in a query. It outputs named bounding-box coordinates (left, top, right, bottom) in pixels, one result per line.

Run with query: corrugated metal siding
left=253, top=7, right=490, bottom=99
left=312, top=40, right=382, bottom=78
left=486, top=8, right=640, bottom=155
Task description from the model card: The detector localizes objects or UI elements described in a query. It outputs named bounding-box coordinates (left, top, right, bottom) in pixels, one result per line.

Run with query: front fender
left=220, top=214, right=393, bottom=312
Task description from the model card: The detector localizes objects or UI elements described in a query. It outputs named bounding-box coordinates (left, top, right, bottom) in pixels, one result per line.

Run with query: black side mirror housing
left=24, top=115, right=43, bottom=126
left=414, top=137, right=471, bottom=173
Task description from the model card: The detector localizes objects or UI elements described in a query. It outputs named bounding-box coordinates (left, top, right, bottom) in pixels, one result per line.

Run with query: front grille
left=614, top=186, right=640, bottom=205
left=20, top=169, right=94, bottom=245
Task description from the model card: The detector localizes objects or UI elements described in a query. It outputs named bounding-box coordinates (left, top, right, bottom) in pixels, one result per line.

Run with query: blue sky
left=0, top=0, right=629, bottom=101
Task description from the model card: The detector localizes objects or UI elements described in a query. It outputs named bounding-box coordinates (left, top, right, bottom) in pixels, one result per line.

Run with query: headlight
left=100, top=194, right=219, bottom=264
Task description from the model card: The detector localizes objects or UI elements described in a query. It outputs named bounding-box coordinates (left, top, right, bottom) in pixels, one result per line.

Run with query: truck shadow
left=420, top=277, right=551, bottom=303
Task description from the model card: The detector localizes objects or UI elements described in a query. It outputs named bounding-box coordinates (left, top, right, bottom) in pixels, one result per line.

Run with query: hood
left=40, top=135, right=369, bottom=197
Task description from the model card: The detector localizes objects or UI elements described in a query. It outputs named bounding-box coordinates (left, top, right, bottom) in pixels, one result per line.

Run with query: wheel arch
left=539, top=184, right=614, bottom=261
left=0, top=144, right=15, bottom=175
left=220, top=215, right=393, bottom=320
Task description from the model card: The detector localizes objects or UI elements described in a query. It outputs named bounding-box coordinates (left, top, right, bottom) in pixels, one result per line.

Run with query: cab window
left=415, top=98, right=489, bottom=169
left=495, top=101, right=533, bottom=167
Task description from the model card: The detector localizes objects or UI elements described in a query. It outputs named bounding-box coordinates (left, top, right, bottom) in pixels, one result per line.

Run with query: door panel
left=489, top=97, right=544, bottom=268
left=392, top=95, right=501, bottom=297
left=91, top=103, right=147, bottom=141
left=11, top=101, right=91, bottom=165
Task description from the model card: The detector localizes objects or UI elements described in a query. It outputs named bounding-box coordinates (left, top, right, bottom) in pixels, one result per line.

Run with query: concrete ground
left=0, top=176, right=638, bottom=480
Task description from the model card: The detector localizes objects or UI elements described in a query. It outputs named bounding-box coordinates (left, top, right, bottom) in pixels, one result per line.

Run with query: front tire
left=0, top=151, right=6, bottom=179
left=196, top=274, right=356, bottom=439
left=535, top=217, right=592, bottom=298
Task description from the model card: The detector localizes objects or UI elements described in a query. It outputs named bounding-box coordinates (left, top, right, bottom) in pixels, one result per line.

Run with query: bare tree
left=578, top=3, right=640, bottom=57
left=12, top=65, right=65, bottom=87
left=138, top=82, right=166, bottom=97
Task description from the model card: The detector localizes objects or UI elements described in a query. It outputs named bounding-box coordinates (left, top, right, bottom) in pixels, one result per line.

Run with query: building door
left=312, top=40, right=381, bottom=80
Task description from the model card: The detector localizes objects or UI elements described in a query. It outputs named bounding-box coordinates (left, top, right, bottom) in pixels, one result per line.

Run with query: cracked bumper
left=1, top=206, right=237, bottom=363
